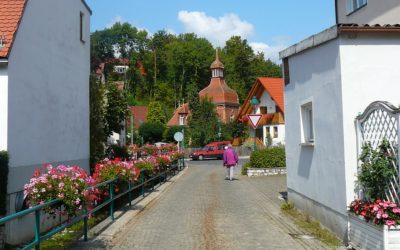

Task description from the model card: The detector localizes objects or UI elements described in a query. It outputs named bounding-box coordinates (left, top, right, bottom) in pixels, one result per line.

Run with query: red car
left=189, top=141, right=231, bottom=160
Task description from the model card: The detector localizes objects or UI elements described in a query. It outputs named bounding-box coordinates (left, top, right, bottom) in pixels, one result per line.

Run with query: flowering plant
left=169, top=150, right=185, bottom=161
left=24, top=165, right=95, bottom=217
left=134, top=157, right=157, bottom=172
left=159, top=144, right=177, bottom=153
left=140, top=144, right=159, bottom=156
left=349, top=198, right=400, bottom=226
left=92, top=158, right=140, bottom=184
left=155, top=155, right=171, bottom=170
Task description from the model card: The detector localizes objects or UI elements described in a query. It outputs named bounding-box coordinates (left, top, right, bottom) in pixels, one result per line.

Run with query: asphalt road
left=111, top=159, right=333, bottom=250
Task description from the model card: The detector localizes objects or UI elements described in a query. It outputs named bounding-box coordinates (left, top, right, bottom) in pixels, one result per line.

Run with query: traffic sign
left=174, top=132, right=184, bottom=142
left=247, top=114, right=262, bottom=129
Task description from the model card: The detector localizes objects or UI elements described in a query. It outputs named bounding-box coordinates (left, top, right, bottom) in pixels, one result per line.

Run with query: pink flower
left=393, top=208, right=400, bottom=213
left=382, top=213, right=389, bottom=219
left=386, top=220, right=396, bottom=226
left=58, top=193, right=65, bottom=198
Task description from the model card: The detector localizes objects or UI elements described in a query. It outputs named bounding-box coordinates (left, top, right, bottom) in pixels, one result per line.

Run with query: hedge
left=0, top=151, right=9, bottom=215
left=249, top=147, right=285, bottom=168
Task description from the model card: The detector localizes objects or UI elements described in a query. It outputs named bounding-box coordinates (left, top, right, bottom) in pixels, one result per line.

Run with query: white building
left=280, top=0, right=400, bottom=241
left=0, top=0, right=91, bottom=244
left=236, top=77, right=285, bottom=147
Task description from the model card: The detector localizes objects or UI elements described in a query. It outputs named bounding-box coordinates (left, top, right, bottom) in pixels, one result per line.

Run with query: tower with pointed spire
left=199, top=49, right=240, bottom=123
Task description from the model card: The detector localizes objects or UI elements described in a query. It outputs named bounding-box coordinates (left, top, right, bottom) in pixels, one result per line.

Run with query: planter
left=348, top=213, right=400, bottom=250
left=247, top=167, right=286, bottom=177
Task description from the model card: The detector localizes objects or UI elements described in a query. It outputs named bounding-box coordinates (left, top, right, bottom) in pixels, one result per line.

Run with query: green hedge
left=249, top=147, right=286, bottom=168
left=0, top=151, right=9, bottom=215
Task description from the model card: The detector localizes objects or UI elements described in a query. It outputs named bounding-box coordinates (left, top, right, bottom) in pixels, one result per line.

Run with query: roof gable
left=236, top=77, right=284, bottom=121
left=0, top=0, right=26, bottom=58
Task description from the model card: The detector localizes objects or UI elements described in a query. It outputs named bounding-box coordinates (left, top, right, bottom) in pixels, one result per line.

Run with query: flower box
left=349, top=213, right=400, bottom=250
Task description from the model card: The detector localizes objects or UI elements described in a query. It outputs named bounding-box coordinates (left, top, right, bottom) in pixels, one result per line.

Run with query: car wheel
left=199, top=155, right=204, bottom=161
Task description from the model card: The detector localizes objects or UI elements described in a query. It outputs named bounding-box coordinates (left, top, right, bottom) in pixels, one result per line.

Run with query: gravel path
left=112, top=160, right=333, bottom=250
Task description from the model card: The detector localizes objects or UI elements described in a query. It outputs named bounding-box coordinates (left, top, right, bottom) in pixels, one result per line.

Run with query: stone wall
left=247, top=167, right=286, bottom=177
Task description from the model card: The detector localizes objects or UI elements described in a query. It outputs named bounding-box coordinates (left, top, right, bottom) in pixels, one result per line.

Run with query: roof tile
left=0, top=0, right=26, bottom=58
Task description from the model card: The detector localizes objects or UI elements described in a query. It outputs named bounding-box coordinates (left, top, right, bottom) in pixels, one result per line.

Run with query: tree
left=147, top=101, right=167, bottom=124
left=104, top=83, right=128, bottom=137
left=188, top=98, right=219, bottom=147
left=163, top=125, right=185, bottom=142
left=139, top=122, right=165, bottom=144
left=89, top=76, right=106, bottom=168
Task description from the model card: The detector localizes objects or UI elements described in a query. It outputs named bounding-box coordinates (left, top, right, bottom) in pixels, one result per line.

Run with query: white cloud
left=250, top=42, right=287, bottom=63
left=107, top=15, right=124, bottom=28
left=178, top=11, right=254, bottom=47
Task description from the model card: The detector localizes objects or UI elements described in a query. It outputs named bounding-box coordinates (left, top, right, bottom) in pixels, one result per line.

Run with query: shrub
left=241, top=161, right=251, bottom=175
left=0, top=151, right=8, bottom=215
left=108, top=144, right=130, bottom=159
left=249, top=146, right=285, bottom=168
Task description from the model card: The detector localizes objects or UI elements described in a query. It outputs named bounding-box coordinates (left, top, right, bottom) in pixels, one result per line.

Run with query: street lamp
left=250, top=96, right=259, bottom=151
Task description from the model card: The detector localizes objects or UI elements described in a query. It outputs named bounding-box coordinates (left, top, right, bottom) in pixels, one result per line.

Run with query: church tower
left=199, top=50, right=240, bottom=123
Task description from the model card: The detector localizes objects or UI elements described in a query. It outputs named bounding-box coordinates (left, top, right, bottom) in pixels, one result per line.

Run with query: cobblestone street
left=110, top=159, right=333, bottom=250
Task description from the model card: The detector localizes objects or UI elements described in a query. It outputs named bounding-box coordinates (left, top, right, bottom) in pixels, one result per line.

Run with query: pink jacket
left=223, top=148, right=238, bottom=167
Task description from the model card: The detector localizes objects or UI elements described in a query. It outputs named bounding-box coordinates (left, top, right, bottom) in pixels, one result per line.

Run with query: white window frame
left=300, top=100, right=314, bottom=146
left=273, top=126, right=278, bottom=139
left=179, top=115, right=185, bottom=126
left=347, top=0, right=367, bottom=14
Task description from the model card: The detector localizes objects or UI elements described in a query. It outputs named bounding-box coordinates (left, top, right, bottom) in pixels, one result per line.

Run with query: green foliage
left=139, top=122, right=166, bottom=144
left=188, top=98, right=219, bottom=147
left=90, top=76, right=106, bottom=168
left=280, top=202, right=294, bottom=211
left=104, top=82, right=128, bottom=137
left=241, top=161, right=251, bottom=175
left=249, top=147, right=286, bottom=168
left=0, top=151, right=8, bottom=215
left=358, top=139, right=397, bottom=200
left=163, top=126, right=185, bottom=142
left=109, top=144, right=130, bottom=159
left=147, top=101, right=167, bottom=124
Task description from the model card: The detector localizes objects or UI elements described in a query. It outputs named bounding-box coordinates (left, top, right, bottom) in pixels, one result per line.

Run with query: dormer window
left=179, top=115, right=185, bottom=126
left=0, top=35, right=5, bottom=48
left=347, top=0, right=367, bottom=14
left=114, top=65, right=129, bottom=74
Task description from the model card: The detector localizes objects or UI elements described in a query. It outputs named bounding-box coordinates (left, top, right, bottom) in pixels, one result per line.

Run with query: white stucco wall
left=0, top=64, right=7, bottom=151
left=263, top=124, right=285, bottom=145
left=6, top=0, right=90, bottom=194
left=339, top=33, right=400, bottom=208
left=336, top=0, right=400, bottom=24
left=258, top=91, right=276, bottom=114
left=285, top=38, right=348, bottom=237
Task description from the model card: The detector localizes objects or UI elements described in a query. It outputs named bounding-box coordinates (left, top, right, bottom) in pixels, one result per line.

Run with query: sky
left=86, top=0, right=336, bottom=62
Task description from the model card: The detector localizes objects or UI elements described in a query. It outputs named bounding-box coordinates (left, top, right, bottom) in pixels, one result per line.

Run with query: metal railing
left=0, top=158, right=185, bottom=250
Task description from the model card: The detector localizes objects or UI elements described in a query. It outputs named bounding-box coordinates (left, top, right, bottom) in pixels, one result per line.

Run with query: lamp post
left=250, top=96, right=259, bottom=151
left=217, top=120, right=222, bottom=141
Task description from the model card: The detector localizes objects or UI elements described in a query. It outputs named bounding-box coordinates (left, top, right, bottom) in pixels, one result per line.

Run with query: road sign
left=174, top=132, right=184, bottom=142
left=247, top=114, right=262, bottom=129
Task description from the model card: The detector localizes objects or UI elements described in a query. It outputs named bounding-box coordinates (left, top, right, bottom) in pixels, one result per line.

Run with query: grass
left=280, top=202, right=342, bottom=248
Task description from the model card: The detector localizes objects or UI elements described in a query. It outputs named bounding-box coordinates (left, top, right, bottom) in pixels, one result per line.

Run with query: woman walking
left=223, top=144, right=239, bottom=181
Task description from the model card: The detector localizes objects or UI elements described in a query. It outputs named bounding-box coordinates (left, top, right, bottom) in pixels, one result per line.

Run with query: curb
left=71, top=167, right=188, bottom=248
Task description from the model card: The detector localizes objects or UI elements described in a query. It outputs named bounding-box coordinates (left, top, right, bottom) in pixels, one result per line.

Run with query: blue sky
left=86, top=0, right=336, bottom=61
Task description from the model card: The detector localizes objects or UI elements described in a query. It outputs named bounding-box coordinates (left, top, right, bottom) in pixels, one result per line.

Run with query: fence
left=0, top=158, right=185, bottom=250
left=355, top=101, right=400, bottom=202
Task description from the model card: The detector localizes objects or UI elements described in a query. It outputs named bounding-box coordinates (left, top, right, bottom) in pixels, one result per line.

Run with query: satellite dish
left=174, top=132, right=184, bottom=142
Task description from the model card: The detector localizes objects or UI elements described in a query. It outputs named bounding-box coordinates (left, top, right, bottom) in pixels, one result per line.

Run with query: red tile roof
left=236, top=77, right=284, bottom=123
left=0, top=0, right=26, bottom=58
left=199, top=78, right=239, bottom=105
left=129, top=106, right=148, bottom=128
left=258, top=77, right=284, bottom=112
left=167, top=103, right=190, bottom=127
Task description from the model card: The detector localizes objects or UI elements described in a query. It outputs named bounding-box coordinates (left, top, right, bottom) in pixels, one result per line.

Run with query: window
left=347, top=0, right=367, bottom=14
left=179, top=115, right=185, bottom=126
left=301, top=102, right=314, bottom=144
left=0, top=35, right=5, bottom=48
left=273, top=126, right=278, bottom=138
left=80, top=12, right=85, bottom=42
left=230, top=113, right=235, bottom=122
left=259, top=107, right=268, bottom=114
left=283, top=58, right=290, bottom=86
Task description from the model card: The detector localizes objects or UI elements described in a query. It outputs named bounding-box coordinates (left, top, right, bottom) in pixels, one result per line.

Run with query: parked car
left=189, top=141, right=231, bottom=160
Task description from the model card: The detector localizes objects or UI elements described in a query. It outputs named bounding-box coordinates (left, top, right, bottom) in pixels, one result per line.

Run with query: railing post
left=109, top=182, right=114, bottom=221
left=141, top=173, right=145, bottom=197
left=128, top=181, right=132, bottom=206
left=83, top=206, right=88, bottom=241
left=34, top=210, right=40, bottom=250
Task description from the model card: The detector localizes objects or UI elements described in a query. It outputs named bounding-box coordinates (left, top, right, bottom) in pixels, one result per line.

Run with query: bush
left=139, top=122, right=165, bottom=144
left=0, top=151, right=8, bottom=215
left=249, top=146, right=285, bottom=168
left=241, top=161, right=251, bottom=175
